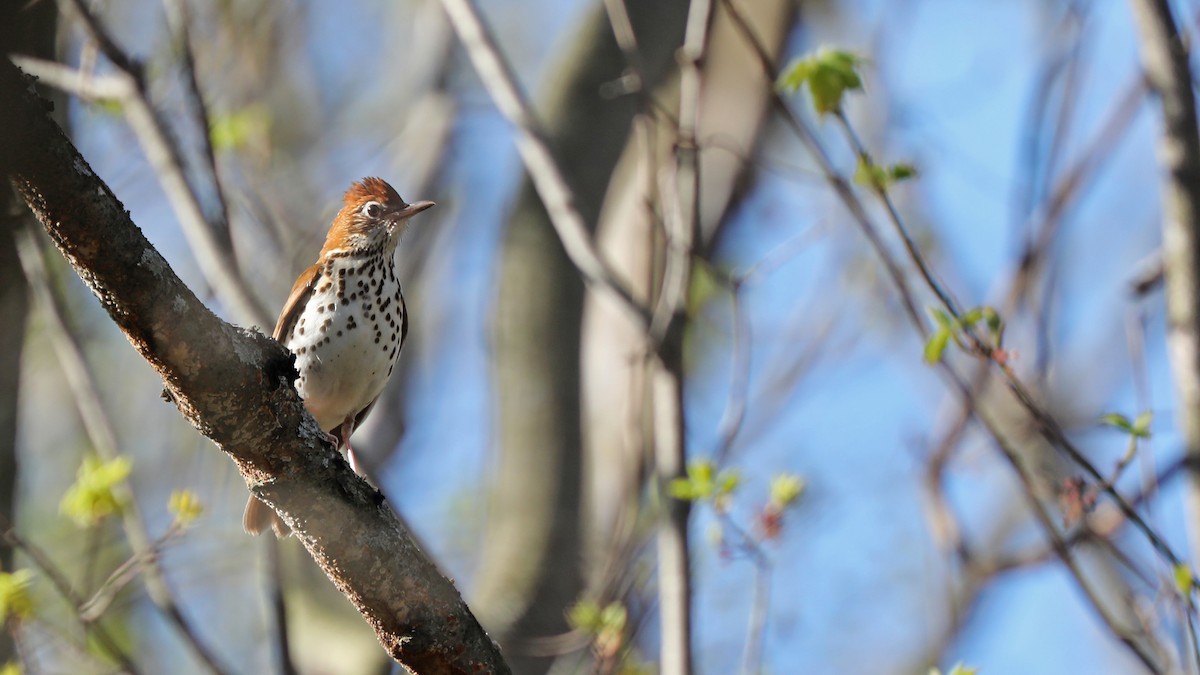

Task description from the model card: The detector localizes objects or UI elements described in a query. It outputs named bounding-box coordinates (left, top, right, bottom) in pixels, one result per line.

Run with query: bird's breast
left=284, top=257, right=406, bottom=431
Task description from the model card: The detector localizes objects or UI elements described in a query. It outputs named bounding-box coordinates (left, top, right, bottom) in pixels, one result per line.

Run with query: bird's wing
left=273, top=262, right=321, bottom=341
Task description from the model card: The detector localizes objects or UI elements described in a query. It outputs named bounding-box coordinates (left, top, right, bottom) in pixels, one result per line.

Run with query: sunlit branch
left=438, top=0, right=652, bottom=331
left=1129, top=0, right=1200, bottom=587
left=14, top=228, right=231, bottom=675
left=56, top=0, right=272, bottom=327
left=0, top=523, right=141, bottom=674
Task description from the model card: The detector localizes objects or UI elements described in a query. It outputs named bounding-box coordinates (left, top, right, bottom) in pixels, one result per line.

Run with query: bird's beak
left=396, top=200, right=435, bottom=219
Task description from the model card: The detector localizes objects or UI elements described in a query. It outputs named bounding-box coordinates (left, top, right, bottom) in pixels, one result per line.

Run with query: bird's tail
left=243, top=496, right=291, bottom=537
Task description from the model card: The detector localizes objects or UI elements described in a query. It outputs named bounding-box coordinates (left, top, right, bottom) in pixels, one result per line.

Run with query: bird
left=244, top=177, right=434, bottom=536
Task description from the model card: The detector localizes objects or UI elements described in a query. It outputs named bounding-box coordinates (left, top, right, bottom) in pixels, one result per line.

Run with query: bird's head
left=323, top=177, right=434, bottom=256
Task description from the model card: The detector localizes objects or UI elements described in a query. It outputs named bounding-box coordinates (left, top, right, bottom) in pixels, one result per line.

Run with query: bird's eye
left=362, top=201, right=383, bottom=218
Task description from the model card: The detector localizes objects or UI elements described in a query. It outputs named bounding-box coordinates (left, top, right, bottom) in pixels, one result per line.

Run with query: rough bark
left=477, top=2, right=689, bottom=671
left=0, top=58, right=508, bottom=675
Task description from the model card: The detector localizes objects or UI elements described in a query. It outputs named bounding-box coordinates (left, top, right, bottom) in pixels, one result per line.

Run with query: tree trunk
left=581, top=0, right=797, bottom=590
left=477, top=2, right=689, bottom=672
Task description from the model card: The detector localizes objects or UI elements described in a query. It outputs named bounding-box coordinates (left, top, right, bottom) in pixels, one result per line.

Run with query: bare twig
left=647, top=1, right=717, bottom=672
left=163, top=0, right=233, bottom=256
left=736, top=0, right=1189, bottom=579
left=265, top=539, right=297, bottom=675
left=15, top=227, right=231, bottom=675
left=53, top=0, right=272, bottom=327
left=0, top=523, right=141, bottom=674
left=719, top=0, right=1177, bottom=664
left=437, top=0, right=651, bottom=330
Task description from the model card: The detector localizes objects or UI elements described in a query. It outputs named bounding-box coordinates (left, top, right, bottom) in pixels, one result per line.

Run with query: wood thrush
left=244, top=177, right=434, bottom=536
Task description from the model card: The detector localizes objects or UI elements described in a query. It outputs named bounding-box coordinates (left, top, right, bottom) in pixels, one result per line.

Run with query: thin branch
left=265, top=539, right=297, bottom=675
left=57, top=0, right=272, bottom=327
left=163, top=0, right=234, bottom=260
left=649, top=1, right=717, bottom=672
left=15, top=227, right=231, bottom=675
left=1128, top=0, right=1200, bottom=572
left=739, top=560, right=771, bottom=675
left=720, top=0, right=1175, bottom=664
left=730, top=0, right=1190, bottom=580
left=0, top=523, right=141, bottom=674
left=437, top=0, right=651, bottom=331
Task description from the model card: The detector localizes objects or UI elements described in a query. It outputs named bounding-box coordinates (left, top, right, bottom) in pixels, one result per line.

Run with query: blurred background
left=1, top=0, right=1194, bottom=673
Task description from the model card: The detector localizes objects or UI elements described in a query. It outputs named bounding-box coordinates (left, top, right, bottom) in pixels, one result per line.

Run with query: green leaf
left=209, top=104, right=270, bottom=152
left=168, top=489, right=204, bottom=527
left=959, top=307, right=983, bottom=326
left=598, top=602, right=628, bottom=634
left=769, top=474, right=806, bottom=509
left=60, top=455, right=132, bottom=527
left=715, top=469, right=741, bottom=498
left=924, top=327, right=952, bottom=365
left=853, top=157, right=886, bottom=188
left=1, top=661, right=21, bottom=675
left=667, top=477, right=701, bottom=501
left=776, top=48, right=865, bottom=115
left=855, top=157, right=919, bottom=189
left=0, top=569, right=34, bottom=623
left=669, top=461, right=741, bottom=504
left=1132, top=411, right=1153, bottom=439
left=981, top=306, right=1004, bottom=343
left=1100, top=413, right=1133, bottom=434
left=889, top=163, right=918, bottom=181
left=929, top=307, right=956, bottom=330
left=89, top=98, right=124, bottom=116
left=668, top=460, right=711, bottom=501
left=1175, top=563, right=1195, bottom=596
left=568, top=600, right=602, bottom=632
left=687, top=261, right=729, bottom=319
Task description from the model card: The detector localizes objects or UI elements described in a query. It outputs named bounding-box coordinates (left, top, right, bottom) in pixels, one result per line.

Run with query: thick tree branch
left=0, top=58, right=508, bottom=675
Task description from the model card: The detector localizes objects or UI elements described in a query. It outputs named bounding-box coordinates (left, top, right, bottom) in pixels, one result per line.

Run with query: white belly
left=284, top=263, right=405, bottom=432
